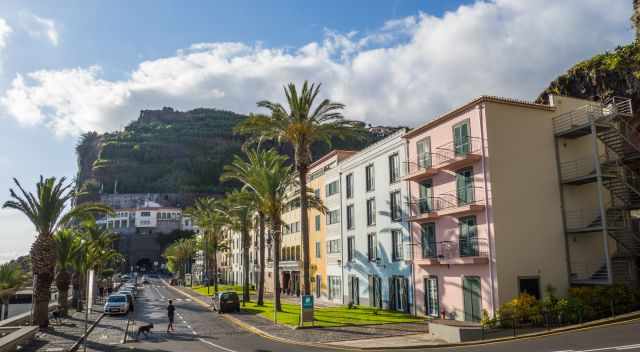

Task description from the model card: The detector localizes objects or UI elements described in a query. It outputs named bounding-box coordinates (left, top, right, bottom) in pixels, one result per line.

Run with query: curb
left=161, top=281, right=351, bottom=350
left=163, top=282, right=640, bottom=351
left=68, top=310, right=105, bottom=352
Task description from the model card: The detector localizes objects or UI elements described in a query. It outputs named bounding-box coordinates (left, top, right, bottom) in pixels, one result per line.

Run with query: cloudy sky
left=0, top=0, right=634, bottom=262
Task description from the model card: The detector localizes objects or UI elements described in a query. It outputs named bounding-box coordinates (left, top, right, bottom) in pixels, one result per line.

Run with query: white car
left=104, top=294, right=130, bottom=315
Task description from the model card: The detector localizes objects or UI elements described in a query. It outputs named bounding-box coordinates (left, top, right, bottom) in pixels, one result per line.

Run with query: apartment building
left=339, top=129, right=413, bottom=312
left=402, top=95, right=640, bottom=322
left=308, top=150, right=356, bottom=302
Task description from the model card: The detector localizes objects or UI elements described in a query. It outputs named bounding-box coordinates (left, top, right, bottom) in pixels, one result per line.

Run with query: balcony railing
left=552, top=97, right=633, bottom=136
left=420, top=238, right=489, bottom=262
left=559, top=155, right=611, bottom=182
left=565, top=208, right=625, bottom=232
left=433, top=136, right=483, bottom=168
left=407, top=187, right=485, bottom=221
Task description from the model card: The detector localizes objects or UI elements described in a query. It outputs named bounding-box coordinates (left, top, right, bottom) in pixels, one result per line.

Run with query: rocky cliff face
left=537, top=42, right=640, bottom=115
left=76, top=107, right=400, bottom=198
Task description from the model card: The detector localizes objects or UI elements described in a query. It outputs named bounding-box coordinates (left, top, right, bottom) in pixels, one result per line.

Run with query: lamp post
left=266, top=234, right=276, bottom=324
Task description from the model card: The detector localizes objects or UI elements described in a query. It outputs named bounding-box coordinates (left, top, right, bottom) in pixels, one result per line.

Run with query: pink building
left=403, top=95, right=595, bottom=321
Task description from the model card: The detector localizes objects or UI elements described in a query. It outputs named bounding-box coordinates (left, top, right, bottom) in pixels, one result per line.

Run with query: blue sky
left=0, top=0, right=633, bottom=261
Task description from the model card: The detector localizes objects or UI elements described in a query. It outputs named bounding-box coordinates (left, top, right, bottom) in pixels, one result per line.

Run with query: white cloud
left=20, top=12, right=59, bottom=46
left=0, top=18, right=11, bottom=50
left=0, top=18, right=12, bottom=75
left=1, top=0, right=633, bottom=136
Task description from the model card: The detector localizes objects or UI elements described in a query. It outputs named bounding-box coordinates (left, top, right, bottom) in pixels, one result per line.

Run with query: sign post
left=300, top=295, right=314, bottom=327
left=185, top=274, right=192, bottom=287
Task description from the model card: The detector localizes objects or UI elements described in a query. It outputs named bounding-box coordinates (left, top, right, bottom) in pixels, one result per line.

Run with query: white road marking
left=198, top=338, right=238, bottom=352
left=552, top=344, right=640, bottom=352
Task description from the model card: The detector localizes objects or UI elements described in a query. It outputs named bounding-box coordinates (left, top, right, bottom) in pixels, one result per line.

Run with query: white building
left=339, top=129, right=414, bottom=312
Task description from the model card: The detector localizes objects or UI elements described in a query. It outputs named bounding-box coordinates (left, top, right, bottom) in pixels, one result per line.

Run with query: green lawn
left=241, top=300, right=424, bottom=327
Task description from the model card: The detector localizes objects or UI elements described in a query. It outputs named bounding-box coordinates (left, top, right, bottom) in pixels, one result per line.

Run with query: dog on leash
left=136, top=323, right=154, bottom=338
left=51, top=309, right=63, bottom=324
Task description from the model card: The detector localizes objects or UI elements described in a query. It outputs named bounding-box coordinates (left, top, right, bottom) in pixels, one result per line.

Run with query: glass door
left=459, top=216, right=478, bottom=257
left=424, top=277, right=439, bottom=317
left=421, top=223, right=437, bottom=258
left=453, top=120, right=470, bottom=156
left=419, top=180, right=433, bottom=213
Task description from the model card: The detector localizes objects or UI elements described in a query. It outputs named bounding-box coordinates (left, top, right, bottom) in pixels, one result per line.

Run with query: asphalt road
left=109, top=278, right=640, bottom=352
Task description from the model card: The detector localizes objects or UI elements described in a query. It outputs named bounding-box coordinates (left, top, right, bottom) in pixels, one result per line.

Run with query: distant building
left=96, top=195, right=194, bottom=273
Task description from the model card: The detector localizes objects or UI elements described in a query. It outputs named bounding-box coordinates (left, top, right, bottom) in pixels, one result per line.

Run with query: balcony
left=407, top=188, right=485, bottom=223
left=402, top=156, right=441, bottom=182
left=564, top=208, right=625, bottom=233
left=434, top=136, right=483, bottom=171
left=552, top=97, right=632, bottom=139
left=416, top=238, right=489, bottom=266
left=559, top=156, right=616, bottom=185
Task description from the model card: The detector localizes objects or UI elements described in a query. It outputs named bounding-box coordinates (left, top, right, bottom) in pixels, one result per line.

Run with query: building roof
left=308, top=149, right=358, bottom=171
left=403, top=95, right=556, bottom=139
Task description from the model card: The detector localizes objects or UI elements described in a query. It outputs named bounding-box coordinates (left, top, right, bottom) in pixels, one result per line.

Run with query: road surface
left=95, top=278, right=640, bottom=352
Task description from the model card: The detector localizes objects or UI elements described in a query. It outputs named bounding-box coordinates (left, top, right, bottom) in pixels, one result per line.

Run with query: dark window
left=390, top=190, right=402, bottom=221
left=346, top=173, right=354, bottom=199
left=315, top=241, right=321, bottom=258
left=421, top=223, right=437, bottom=258
left=392, top=230, right=403, bottom=261
left=365, top=164, right=375, bottom=192
left=346, top=205, right=355, bottom=230
left=459, top=216, right=478, bottom=257
left=367, top=233, right=377, bottom=262
left=519, top=277, right=541, bottom=300
left=366, top=198, right=376, bottom=226
left=347, top=236, right=355, bottom=262
left=389, top=153, right=400, bottom=183
left=315, top=215, right=321, bottom=231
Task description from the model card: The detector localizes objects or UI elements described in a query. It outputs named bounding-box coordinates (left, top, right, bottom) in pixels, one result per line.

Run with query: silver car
left=104, top=294, right=130, bottom=315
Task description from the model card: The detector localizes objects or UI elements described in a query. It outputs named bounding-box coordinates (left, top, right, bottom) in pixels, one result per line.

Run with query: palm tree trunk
left=297, top=164, right=311, bottom=296
left=56, top=270, right=71, bottom=316
left=72, top=271, right=81, bottom=311
left=31, top=233, right=56, bottom=328
left=258, top=212, right=266, bottom=306
left=212, top=254, right=218, bottom=293
left=242, top=223, right=250, bottom=303
left=272, top=222, right=282, bottom=312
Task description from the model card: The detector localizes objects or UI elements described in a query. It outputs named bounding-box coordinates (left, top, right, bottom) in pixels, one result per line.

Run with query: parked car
left=118, top=290, right=136, bottom=303
left=212, top=291, right=240, bottom=313
left=104, top=294, right=130, bottom=315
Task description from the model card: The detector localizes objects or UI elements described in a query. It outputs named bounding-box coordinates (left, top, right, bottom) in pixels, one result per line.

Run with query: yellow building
left=307, top=150, right=356, bottom=299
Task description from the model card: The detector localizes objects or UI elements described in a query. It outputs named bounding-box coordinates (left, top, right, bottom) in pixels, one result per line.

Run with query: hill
left=537, top=41, right=640, bottom=114
left=76, top=107, right=401, bottom=198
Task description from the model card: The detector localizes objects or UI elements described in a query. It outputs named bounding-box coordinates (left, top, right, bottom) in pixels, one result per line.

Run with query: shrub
left=497, top=293, right=540, bottom=326
left=480, top=309, right=497, bottom=328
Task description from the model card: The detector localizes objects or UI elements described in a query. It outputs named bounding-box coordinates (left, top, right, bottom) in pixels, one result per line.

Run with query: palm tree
left=219, top=190, right=255, bottom=303
left=185, top=197, right=230, bottom=294
left=163, top=238, right=198, bottom=280
left=69, top=220, right=121, bottom=312
left=235, top=81, right=362, bottom=295
left=0, top=263, right=27, bottom=321
left=222, top=147, right=295, bottom=311
left=2, top=176, right=112, bottom=327
left=53, top=229, right=82, bottom=316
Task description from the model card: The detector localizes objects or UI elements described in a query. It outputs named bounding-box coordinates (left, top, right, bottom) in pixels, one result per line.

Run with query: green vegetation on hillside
left=76, top=107, right=398, bottom=197
left=538, top=41, right=640, bottom=111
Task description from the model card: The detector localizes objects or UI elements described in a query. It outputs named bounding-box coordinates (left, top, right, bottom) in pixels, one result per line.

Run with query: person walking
left=166, top=300, right=176, bottom=333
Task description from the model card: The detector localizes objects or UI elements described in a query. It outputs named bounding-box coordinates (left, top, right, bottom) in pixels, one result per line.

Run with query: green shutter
left=454, top=121, right=470, bottom=156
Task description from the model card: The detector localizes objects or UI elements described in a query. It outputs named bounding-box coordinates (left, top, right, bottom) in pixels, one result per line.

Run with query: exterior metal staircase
left=557, top=97, right=639, bottom=287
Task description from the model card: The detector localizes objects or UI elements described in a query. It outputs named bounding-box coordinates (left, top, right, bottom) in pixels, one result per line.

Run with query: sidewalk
left=178, top=285, right=430, bottom=344
left=21, top=308, right=103, bottom=352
